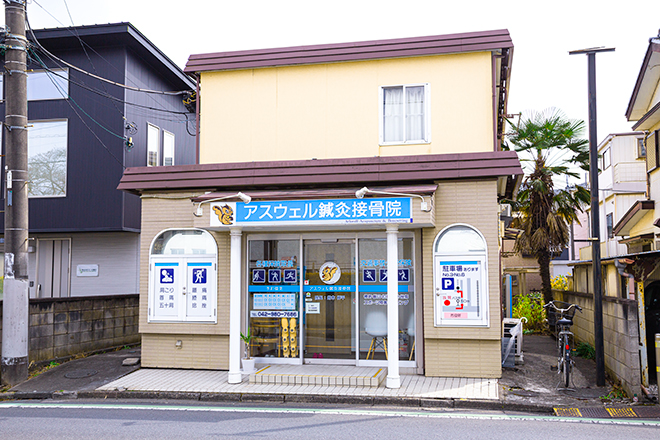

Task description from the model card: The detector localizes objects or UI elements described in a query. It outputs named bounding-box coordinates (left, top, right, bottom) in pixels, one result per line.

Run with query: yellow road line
left=606, top=408, right=637, bottom=418
left=554, top=408, right=582, bottom=417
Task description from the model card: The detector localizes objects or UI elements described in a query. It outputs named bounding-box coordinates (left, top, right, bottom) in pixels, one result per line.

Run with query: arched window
left=432, top=224, right=489, bottom=327
left=149, top=229, right=217, bottom=323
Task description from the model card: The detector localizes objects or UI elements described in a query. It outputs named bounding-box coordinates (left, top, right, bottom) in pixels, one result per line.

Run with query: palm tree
left=504, top=109, right=591, bottom=304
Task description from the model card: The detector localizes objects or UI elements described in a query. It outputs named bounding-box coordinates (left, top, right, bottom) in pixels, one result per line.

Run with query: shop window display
left=247, top=240, right=300, bottom=358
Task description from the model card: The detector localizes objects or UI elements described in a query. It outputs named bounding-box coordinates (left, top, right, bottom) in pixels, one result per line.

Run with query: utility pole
left=1, top=0, right=29, bottom=386
left=569, top=46, right=614, bottom=388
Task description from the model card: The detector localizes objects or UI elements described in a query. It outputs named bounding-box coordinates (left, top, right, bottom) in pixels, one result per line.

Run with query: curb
left=0, top=388, right=555, bottom=414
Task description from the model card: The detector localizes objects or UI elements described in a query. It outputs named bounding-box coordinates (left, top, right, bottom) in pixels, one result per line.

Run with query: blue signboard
left=210, top=197, right=412, bottom=227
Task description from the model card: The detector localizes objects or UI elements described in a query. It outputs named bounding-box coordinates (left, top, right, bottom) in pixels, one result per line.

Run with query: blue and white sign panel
left=433, top=255, right=488, bottom=327
left=210, top=198, right=412, bottom=227
left=186, top=262, right=215, bottom=319
left=153, top=262, right=180, bottom=320
left=149, top=258, right=217, bottom=323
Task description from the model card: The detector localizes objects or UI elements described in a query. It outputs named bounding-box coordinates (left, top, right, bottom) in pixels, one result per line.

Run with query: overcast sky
left=7, top=0, right=660, bottom=144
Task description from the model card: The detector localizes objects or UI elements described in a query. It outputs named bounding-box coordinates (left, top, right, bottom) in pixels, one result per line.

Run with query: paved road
left=1, top=401, right=659, bottom=439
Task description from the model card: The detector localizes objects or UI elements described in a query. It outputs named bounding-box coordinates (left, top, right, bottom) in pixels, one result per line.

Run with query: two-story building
left=118, top=29, right=522, bottom=386
left=0, top=23, right=196, bottom=300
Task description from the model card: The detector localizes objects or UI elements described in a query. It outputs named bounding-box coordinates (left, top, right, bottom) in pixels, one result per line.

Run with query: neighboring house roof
left=184, top=29, right=513, bottom=73
left=626, top=33, right=660, bottom=127
left=118, top=150, right=523, bottom=194
left=597, top=132, right=644, bottom=151
left=32, top=22, right=195, bottom=90
left=613, top=199, right=655, bottom=236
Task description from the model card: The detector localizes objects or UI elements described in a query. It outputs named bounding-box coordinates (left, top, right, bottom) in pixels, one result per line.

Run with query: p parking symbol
left=442, top=277, right=454, bottom=290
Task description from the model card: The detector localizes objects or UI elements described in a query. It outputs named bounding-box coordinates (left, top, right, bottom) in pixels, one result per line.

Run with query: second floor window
left=163, top=130, right=175, bottom=166
left=380, top=84, right=430, bottom=144
left=147, top=123, right=160, bottom=167
left=147, top=123, right=175, bottom=167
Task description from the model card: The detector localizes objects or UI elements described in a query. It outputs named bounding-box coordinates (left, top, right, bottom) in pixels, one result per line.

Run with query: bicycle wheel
left=563, top=351, right=571, bottom=388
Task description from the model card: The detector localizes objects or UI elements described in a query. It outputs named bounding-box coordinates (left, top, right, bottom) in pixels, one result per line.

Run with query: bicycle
left=543, top=300, right=582, bottom=389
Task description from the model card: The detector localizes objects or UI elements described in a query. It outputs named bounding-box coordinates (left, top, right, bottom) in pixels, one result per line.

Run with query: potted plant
left=240, top=327, right=256, bottom=373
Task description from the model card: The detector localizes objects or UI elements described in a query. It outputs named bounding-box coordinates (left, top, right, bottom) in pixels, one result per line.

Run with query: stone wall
left=553, top=290, right=641, bottom=397
left=0, top=295, right=139, bottom=374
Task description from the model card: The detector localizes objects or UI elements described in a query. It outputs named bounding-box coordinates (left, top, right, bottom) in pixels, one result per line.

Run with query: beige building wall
left=137, top=180, right=503, bottom=377
left=199, top=52, right=495, bottom=164
left=422, top=178, right=502, bottom=378
left=139, top=192, right=231, bottom=369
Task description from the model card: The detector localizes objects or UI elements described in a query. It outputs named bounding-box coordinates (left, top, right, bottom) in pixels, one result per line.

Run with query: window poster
left=153, top=262, right=180, bottom=320
left=149, top=258, right=217, bottom=323
left=186, top=262, right=215, bottom=318
left=433, top=256, right=489, bottom=327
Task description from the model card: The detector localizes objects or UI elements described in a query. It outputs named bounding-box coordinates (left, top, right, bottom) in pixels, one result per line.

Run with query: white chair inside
left=365, top=309, right=388, bottom=360
left=407, top=313, right=416, bottom=361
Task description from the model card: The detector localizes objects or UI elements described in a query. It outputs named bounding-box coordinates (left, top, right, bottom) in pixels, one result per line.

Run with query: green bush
left=512, top=291, right=546, bottom=333
left=576, top=342, right=595, bottom=359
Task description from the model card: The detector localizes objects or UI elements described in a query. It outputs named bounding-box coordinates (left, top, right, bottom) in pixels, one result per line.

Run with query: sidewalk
left=1, top=335, right=658, bottom=417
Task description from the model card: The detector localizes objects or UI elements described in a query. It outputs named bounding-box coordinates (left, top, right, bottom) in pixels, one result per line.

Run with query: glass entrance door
left=303, top=240, right=355, bottom=361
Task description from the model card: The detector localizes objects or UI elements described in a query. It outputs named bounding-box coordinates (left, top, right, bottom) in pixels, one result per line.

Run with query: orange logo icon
left=213, top=204, right=234, bottom=225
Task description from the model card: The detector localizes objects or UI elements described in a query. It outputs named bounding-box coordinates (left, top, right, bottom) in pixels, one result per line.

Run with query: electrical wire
left=31, top=56, right=196, bottom=136
left=59, top=0, right=127, bottom=123
left=30, top=0, right=191, bottom=96
left=29, top=48, right=126, bottom=169
left=25, top=4, right=196, bottom=135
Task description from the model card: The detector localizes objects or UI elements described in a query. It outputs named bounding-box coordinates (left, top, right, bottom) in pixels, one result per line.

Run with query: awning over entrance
left=117, top=150, right=523, bottom=198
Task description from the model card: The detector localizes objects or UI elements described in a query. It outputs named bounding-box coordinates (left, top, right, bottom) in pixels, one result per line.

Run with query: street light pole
left=1, top=0, right=29, bottom=386
left=569, top=46, right=614, bottom=388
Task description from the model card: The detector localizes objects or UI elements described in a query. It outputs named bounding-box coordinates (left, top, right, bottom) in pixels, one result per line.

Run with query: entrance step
left=249, top=365, right=387, bottom=387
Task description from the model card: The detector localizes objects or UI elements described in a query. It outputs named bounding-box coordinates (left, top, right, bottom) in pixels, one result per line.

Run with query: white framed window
left=149, top=229, right=218, bottom=323
left=606, top=213, right=614, bottom=239
left=163, top=130, right=175, bottom=166
left=147, top=123, right=160, bottom=167
left=0, top=68, right=69, bottom=101
left=28, top=119, right=68, bottom=197
left=379, top=83, right=430, bottom=145
left=638, top=138, right=646, bottom=158
left=602, top=147, right=611, bottom=170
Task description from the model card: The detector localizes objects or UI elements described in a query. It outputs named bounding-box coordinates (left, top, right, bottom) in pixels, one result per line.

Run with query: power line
left=29, top=49, right=126, bottom=169
left=30, top=57, right=196, bottom=136
left=29, top=1, right=191, bottom=96
left=25, top=5, right=195, bottom=135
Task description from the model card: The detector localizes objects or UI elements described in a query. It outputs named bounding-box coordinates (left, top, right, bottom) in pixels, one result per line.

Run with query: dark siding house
left=0, top=22, right=196, bottom=298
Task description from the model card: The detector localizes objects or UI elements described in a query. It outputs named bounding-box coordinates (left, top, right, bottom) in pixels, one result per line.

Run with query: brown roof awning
left=118, top=150, right=522, bottom=195
left=613, top=200, right=655, bottom=236
left=185, top=29, right=513, bottom=73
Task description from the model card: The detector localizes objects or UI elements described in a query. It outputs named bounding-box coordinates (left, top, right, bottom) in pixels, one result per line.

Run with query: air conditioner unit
left=502, top=318, right=524, bottom=364
left=500, top=204, right=512, bottom=217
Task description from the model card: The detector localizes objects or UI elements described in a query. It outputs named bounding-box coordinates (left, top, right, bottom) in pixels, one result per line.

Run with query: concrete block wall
left=554, top=290, right=641, bottom=397
left=0, top=295, right=140, bottom=368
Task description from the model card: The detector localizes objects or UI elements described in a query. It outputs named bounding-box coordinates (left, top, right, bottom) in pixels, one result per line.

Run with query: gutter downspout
left=195, top=73, right=201, bottom=164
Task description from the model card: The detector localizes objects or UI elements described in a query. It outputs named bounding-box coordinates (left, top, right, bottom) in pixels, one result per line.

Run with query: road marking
left=554, top=408, right=582, bottom=417
left=1, top=402, right=659, bottom=426
left=606, top=408, right=637, bottom=418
